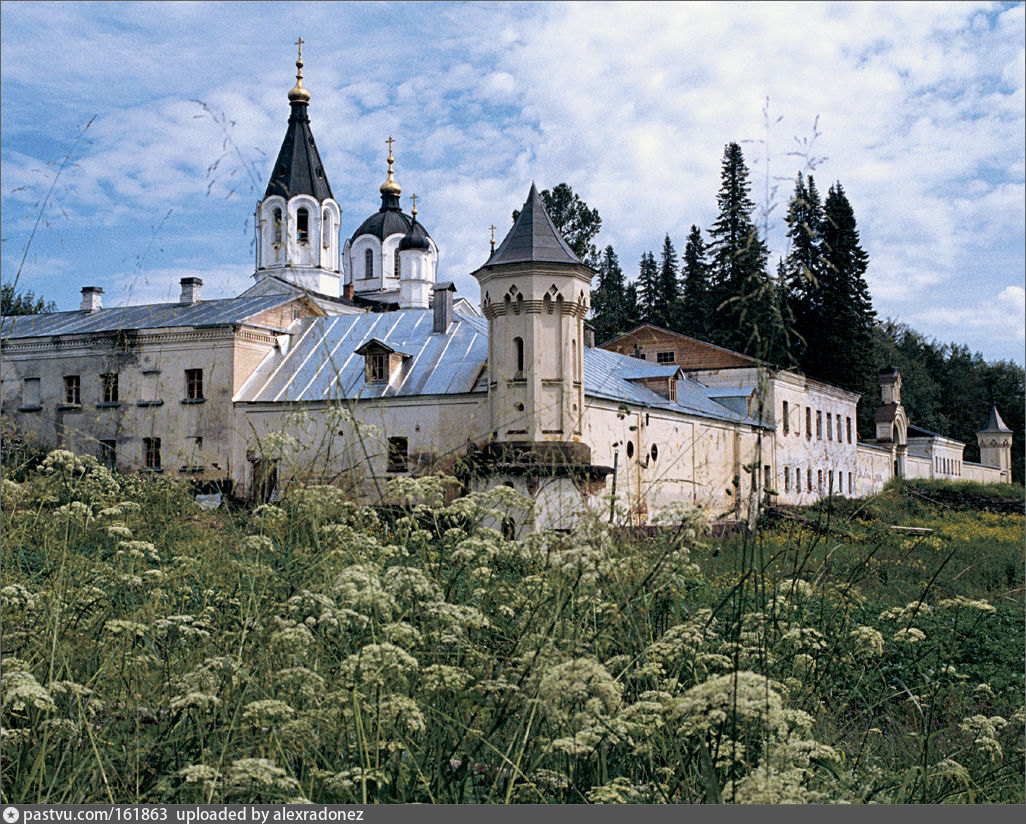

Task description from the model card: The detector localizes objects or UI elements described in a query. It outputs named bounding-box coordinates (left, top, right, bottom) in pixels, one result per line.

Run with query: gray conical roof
left=484, top=183, right=582, bottom=266
left=978, top=405, right=1012, bottom=434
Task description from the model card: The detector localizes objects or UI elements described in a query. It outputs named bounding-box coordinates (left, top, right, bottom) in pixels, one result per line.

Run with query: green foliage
left=590, top=246, right=637, bottom=344
left=2, top=452, right=1022, bottom=804
left=1, top=282, right=56, bottom=316
left=678, top=225, right=712, bottom=339
left=652, top=235, right=679, bottom=330
left=635, top=251, right=658, bottom=325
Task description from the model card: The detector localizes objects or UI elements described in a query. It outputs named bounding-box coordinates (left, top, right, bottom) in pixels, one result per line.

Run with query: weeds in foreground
left=1, top=452, right=1023, bottom=803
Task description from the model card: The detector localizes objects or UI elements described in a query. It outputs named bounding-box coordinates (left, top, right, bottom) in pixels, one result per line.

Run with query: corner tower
left=977, top=406, right=1013, bottom=482
left=253, top=41, right=342, bottom=296
left=471, top=183, right=593, bottom=463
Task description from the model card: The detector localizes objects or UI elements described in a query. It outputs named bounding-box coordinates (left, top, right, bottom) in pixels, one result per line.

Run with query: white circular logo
left=3, top=808, right=20, bottom=823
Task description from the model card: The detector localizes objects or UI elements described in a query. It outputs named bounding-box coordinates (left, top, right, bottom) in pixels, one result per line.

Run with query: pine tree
left=782, top=172, right=824, bottom=365
left=653, top=234, right=679, bottom=329
left=679, top=225, right=711, bottom=338
left=706, top=142, right=772, bottom=355
left=590, top=246, right=635, bottom=344
left=635, top=251, right=658, bottom=325
left=804, top=181, right=875, bottom=391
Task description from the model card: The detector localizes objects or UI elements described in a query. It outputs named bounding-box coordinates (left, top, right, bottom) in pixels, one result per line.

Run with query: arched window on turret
left=514, top=337, right=524, bottom=378
left=364, top=249, right=374, bottom=279
left=323, top=209, right=331, bottom=249
left=297, top=208, right=309, bottom=244
left=273, top=209, right=283, bottom=244
left=394, top=249, right=400, bottom=279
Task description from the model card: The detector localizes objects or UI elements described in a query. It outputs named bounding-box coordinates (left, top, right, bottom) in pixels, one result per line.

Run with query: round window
left=626, top=441, right=635, bottom=459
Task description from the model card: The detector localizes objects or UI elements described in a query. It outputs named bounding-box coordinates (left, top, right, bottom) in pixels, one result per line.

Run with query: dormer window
left=296, top=208, right=309, bottom=244
left=355, top=339, right=410, bottom=386
left=273, top=208, right=283, bottom=244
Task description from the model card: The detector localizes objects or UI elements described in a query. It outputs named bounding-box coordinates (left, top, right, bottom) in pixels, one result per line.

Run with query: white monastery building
left=0, top=51, right=1013, bottom=533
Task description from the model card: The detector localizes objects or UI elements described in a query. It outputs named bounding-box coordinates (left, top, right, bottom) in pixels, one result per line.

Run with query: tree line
left=529, top=144, right=1022, bottom=481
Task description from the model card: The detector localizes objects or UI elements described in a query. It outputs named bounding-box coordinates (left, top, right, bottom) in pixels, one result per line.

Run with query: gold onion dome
left=288, top=38, right=311, bottom=103
left=380, top=136, right=402, bottom=196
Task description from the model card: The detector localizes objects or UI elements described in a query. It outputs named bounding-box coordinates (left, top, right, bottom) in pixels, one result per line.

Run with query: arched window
left=394, top=248, right=401, bottom=278
left=296, top=208, right=309, bottom=243
left=323, top=209, right=331, bottom=249
left=273, top=208, right=283, bottom=244
left=364, top=248, right=374, bottom=279
left=513, top=337, right=524, bottom=377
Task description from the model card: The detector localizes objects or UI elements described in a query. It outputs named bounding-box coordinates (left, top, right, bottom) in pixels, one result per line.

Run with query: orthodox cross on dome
left=289, top=36, right=310, bottom=102
left=411, top=193, right=418, bottom=217
left=381, top=136, right=401, bottom=197
left=489, top=224, right=496, bottom=253
left=295, top=37, right=304, bottom=60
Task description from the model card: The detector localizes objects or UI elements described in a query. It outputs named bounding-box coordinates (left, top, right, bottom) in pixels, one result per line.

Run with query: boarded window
left=387, top=436, right=408, bottom=473
left=101, top=373, right=119, bottom=404
left=140, top=371, right=160, bottom=403
left=144, top=437, right=162, bottom=470
left=22, top=377, right=40, bottom=408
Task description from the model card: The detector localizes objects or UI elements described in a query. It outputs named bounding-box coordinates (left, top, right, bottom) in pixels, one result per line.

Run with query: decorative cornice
left=1, top=326, right=275, bottom=355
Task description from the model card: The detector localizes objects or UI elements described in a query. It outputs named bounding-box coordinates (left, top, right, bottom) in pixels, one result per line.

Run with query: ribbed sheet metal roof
left=236, top=310, right=763, bottom=429
left=1, top=295, right=299, bottom=339
left=235, top=310, right=490, bottom=403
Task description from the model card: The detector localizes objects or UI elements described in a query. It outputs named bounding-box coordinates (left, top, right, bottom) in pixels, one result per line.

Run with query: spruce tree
left=590, top=246, right=635, bottom=344
left=707, top=142, right=772, bottom=355
left=782, top=172, right=824, bottom=365
left=805, top=181, right=875, bottom=391
left=636, top=251, right=658, bottom=325
left=653, top=234, right=679, bottom=329
left=680, top=225, right=711, bottom=338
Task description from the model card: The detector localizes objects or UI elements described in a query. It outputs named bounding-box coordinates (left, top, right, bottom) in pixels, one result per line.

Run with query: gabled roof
left=979, top=406, right=1012, bottom=434
left=600, top=323, right=762, bottom=369
left=1, top=294, right=307, bottom=339
left=483, top=183, right=583, bottom=267
left=354, top=338, right=410, bottom=358
left=264, top=99, right=333, bottom=201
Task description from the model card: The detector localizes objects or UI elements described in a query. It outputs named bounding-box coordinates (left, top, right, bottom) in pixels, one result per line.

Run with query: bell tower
left=253, top=39, right=342, bottom=296
left=471, top=184, right=593, bottom=464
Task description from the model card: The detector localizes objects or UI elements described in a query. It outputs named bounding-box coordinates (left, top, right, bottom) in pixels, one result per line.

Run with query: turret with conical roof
left=977, top=405, right=1013, bottom=481
left=253, top=40, right=342, bottom=296
left=471, top=183, right=595, bottom=462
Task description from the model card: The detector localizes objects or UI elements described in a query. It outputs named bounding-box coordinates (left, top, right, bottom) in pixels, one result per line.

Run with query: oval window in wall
left=626, top=441, right=635, bottom=459
left=651, top=444, right=659, bottom=463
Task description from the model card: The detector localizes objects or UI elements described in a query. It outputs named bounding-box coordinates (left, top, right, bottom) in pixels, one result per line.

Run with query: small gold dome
left=289, top=38, right=311, bottom=103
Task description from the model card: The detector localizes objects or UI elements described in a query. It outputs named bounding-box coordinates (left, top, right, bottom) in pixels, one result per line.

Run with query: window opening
left=827, top=412, right=832, bottom=441
left=63, top=375, right=81, bottom=405
left=185, top=369, right=204, bottom=400
left=101, top=373, right=119, bottom=404
left=394, top=248, right=400, bottom=278
left=806, top=407, right=812, bottom=440
left=650, top=444, right=659, bottom=463
left=782, top=400, right=789, bottom=434
left=368, top=353, right=388, bottom=383
left=365, top=248, right=374, bottom=279
left=297, top=208, right=309, bottom=243
left=99, top=439, right=116, bottom=469
left=846, top=417, right=852, bottom=443
left=816, top=411, right=823, bottom=440
left=513, top=337, right=524, bottom=377
left=387, top=436, right=408, bottom=473
left=144, top=437, right=162, bottom=470
left=626, top=441, right=635, bottom=459
left=323, top=209, right=331, bottom=249
left=784, top=467, right=791, bottom=492
left=273, top=208, right=283, bottom=243
left=656, top=351, right=675, bottom=364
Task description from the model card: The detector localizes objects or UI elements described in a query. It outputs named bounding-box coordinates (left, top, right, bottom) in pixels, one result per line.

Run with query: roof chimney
left=80, top=286, right=103, bottom=312
left=433, top=282, right=456, bottom=334
left=179, top=277, right=203, bottom=305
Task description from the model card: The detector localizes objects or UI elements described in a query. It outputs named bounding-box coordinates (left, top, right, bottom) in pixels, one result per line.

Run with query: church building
left=1, top=49, right=1013, bottom=533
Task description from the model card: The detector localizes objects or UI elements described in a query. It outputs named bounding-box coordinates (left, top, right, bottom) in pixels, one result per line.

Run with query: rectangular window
left=816, top=411, right=823, bottom=440
left=829, top=470, right=834, bottom=493
left=827, top=412, right=833, bottom=441
left=63, top=375, right=81, bottom=405
left=387, top=436, right=408, bottom=473
left=368, top=353, right=388, bottom=382
left=144, top=437, right=162, bottom=470
left=807, top=468, right=813, bottom=492
left=185, top=369, right=204, bottom=400
left=656, top=351, right=676, bottom=364
left=22, top=377, right=40, bottom=409
left=848, top=472, right=853, bottom=494
left=140, top=371, right=161, bottom=403
left=817, top=469, right=823, bottom=491
left=99, top=439, right=116, bottom=468
left=782, top=400, right=789, bottom=434
left=784, top=466, right=791, bottom=492
left=101, top=373, right=119, bottom=404
left=795, top=468, right=801, bottom=491
left=846, top=417, right=852, bottom=444
left=667, top=380, right=677, bottom=402
left=806, top=407, right=812, bottom=441
left=764, top=465, right=771, bottom=491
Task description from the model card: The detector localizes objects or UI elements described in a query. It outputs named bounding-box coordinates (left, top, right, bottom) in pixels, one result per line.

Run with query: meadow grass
left=1, top=452, right=1023, bottom=803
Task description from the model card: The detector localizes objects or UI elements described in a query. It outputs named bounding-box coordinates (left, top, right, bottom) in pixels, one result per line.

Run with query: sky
left=2, top=1, right=1024, bottom=364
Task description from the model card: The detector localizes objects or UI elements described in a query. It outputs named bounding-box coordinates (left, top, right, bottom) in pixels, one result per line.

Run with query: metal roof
left=483, top=183, right=583, bottom=267
left=979, top=405, right=1012, bottom=434
left=1, top=294, right=301, bottom=340
left=264, top=100, right=334, bottom=201
left=236, top=308, right=764, bottom=429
